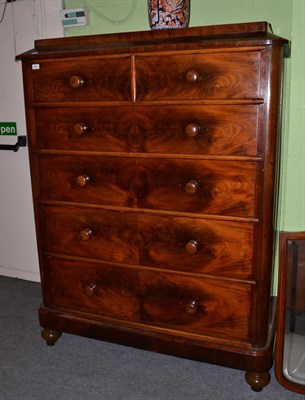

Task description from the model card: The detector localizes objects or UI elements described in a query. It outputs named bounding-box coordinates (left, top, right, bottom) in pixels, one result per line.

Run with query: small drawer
left=34, top=105, right=258, bottom=156
left=41, top=205, right=254, bottom=279
left=38, top=155, right=257, bottom=217
left=45, top=256, right=251, bottom=341
left=136, top=52, right=260, bottom=101
left=30, top=58, right=132, bottom=103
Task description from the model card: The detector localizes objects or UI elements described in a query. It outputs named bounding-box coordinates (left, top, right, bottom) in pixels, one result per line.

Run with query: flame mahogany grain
left=18, top=22, right=288, bottom=391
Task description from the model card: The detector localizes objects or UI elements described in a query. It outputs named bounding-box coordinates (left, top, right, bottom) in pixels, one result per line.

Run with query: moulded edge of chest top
left=16, top=43, right=284, bottom=62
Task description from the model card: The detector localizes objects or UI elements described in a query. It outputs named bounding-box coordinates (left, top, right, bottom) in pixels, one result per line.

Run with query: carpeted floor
left=0, top=275, right=303, bottom=400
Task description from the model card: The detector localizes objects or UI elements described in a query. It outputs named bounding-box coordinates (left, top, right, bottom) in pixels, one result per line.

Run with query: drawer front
left=46, top=257, right=250, bottom=341
left=139, top=271, right=250, bottom=341
left=136, top=52, right=260, bottom=101
left=30, top=58, right=132, bottom=102
left=35, top=105, right=258, bottom=156
left=41, top=206, right=254, bottom=278
left=46, top=257, right=140, bottom=321
left=38, top=155, right=257, bottom=217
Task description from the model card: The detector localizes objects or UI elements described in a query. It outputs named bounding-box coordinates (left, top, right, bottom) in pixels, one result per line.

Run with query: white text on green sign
left=0, top=122, right=17, bottom=136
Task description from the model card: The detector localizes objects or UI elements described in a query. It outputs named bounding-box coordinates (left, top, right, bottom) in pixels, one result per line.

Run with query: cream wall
left=0, top=0, right=63, bottom=282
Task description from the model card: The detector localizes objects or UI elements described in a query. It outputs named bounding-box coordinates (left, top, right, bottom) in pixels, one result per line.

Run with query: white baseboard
left=0, top=266, right=40, bottom=282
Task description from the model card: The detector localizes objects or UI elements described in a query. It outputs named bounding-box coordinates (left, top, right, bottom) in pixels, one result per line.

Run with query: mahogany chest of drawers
left=17, top=22, right=288, bottom=391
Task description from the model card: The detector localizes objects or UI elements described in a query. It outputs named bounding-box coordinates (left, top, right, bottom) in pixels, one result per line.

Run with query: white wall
left=0, top=0, right=63, bottom=281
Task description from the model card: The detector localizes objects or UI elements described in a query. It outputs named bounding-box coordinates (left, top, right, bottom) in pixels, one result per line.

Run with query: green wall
left=64, top=0, right=305, bottom=291
left=64, top=0, right=292, bottom=39
left=280, top=0, right=305, bottom=232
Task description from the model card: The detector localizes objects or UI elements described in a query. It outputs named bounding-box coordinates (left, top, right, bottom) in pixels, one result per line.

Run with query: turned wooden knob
left=186, top=123, right=201, bottom=137
left=186, top=69, right=202, bottom=83
left=76, top=174, right=90, bottom=187
left=69, top=75, right=85, bottom=88
left=185, top=180, right=199, bottom=195
left=185, top=239, right=200, bottom=254
left=80, top=228, right=93, bottom=241
left=73, top=122, right=89, bottom=135
left=84, top=283, right=97, bottom=297
left=185, top=300, right=199, bottom=314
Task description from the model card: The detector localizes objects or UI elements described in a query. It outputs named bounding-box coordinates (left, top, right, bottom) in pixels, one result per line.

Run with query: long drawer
left=135, top=52, right=261, bottom=101
left=45, top=256, right=251, bottom=342
left=29, top=57, right=132, bottom=103
left=34, top=105, right=258, bottom=156
left=41, top=205, right=254, bottom=279
left=37, top=155, right=257, bottom=217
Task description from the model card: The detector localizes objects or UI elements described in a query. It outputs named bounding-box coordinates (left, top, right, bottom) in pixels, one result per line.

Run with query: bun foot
left=245, top=371, right=271, bottom=392
left=41, top=329, right=62, bottom=346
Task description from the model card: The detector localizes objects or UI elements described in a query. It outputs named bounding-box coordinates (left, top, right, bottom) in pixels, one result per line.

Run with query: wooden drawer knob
left=185, top=180, right=199, bottom=195
left=80, top=228, right=93, bottom=241
left=185, top=300, right=199, bottom=314
left=186, top=123, right=201, bottom=137
left=69, top=75, right=85, bottom=88
left=76, top=174, right=90, bottom=187
left=185, top=239, right=200, bottom=254
left=73, top=122, right=89, bottom=135
left=186, top=69, right=202, bottom=83
left=84, top=283, right=97, bottom=297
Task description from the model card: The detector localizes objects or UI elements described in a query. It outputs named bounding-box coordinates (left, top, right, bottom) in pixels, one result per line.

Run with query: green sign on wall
left=0, top=122, right=17, bottom=136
